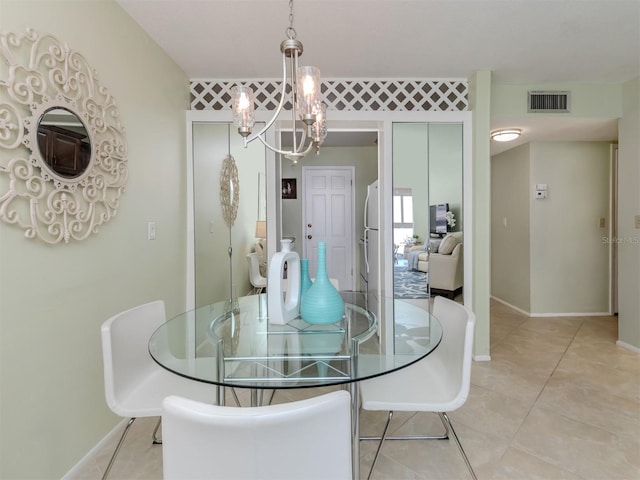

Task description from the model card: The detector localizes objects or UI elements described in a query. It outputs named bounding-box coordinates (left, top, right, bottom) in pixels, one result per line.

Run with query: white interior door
left=302, top=167, right=354, bottom=290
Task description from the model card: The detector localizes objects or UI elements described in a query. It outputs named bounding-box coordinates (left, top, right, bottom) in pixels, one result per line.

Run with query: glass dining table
left=149, top=291, right=442, bottom=480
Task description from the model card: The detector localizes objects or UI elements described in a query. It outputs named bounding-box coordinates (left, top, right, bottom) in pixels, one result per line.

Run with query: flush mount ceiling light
left=231, top=0, right=326, bottom=164
left=490, top=129, right=521, bottom=142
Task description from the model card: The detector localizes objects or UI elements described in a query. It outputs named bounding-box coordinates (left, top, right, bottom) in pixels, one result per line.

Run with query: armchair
left=429, top=234, right=463, bottom=298
left=407, top=233, right=463, bottom=298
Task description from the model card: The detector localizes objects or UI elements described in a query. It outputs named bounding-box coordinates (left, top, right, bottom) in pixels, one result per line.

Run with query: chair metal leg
left=360, top=411, right=448, bottom=441
left=102, top=417, right=136, bottom=480
left=361, top=411, right=476, bottom=480
left=266, top=389, right=276, bottom=405
left=152, top=417, right=162, bottom=444
left=439, top=413, right=477, bottom=480
left=231, top=387, right=241, bottom=406
left=367, top=411, right=394, bottom=480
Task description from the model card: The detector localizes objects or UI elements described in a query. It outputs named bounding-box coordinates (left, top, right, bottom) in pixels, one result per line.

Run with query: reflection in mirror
left=392, top=123, right=463, bottom=328
left=192, top=123, right=265, bottom=309
left=277, top=131, right=378, bottom=289
left=36, top=108, right=91, bottom=178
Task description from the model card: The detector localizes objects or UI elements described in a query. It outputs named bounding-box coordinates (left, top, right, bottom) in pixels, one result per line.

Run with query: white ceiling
left=116, top=0, right=639, bottom=154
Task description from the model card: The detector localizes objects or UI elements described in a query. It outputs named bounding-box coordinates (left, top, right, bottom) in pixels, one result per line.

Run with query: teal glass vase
left=300, top=242, right=345, bottom=325
left=300, top=258, right=313, bottom=301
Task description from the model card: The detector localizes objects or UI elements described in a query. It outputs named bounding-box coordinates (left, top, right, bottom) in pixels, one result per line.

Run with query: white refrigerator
left=363, top=180, right=380, bottom=323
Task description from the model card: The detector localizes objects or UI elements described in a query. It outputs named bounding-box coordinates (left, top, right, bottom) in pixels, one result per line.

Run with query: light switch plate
left=147, top=222, right=156, bottom=240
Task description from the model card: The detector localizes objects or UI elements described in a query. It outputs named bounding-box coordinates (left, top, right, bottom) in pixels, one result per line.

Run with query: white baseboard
left=473, top=354, right=491, bottom=362
left=616, top=340, right=640, bottom=354
left=61, top=418, right=129, bottom=480
left=491, top=296, right=613, bottom=318
left=490, top=296, right=530, bottom=316
left=529, top=311, right=611, bottom=317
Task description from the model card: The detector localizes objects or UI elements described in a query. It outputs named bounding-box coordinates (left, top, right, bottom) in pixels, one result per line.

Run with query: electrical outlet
left=147, top=222, right=156, bottom=240
left=535, top=190, right=547, bottom=199
left=636, top=215, right=640, bottom=229
left=599, top=217, right=605, bottom=228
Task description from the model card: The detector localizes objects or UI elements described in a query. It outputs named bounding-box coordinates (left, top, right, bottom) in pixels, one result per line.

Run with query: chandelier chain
left=286, top=0, right=296, bottom=39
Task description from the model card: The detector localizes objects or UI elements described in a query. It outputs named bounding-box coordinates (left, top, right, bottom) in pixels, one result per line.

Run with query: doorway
left=278, top=129, right=379, bottom=295
left=301, top=167, right=355, bottom=290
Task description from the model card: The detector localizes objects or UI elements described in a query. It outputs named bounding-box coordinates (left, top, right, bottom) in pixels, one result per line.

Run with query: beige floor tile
left=68, top=305, right=639, bottom=480
left=492, top=447, right=582, bottom=480
left=517, top=316, right=583, bottom=338
left=450, top=384, right=536, bottom=440
left=489, top=342, right=565, bottom=375
left=563, top=340, right=640, bottom=376
left=471, top=358, right=548, bottom=403
left=539, top=371, right=640, bottom=436
left=554, top=354, right=640, bottom=403
left=512, top=405, right=640, bottom=479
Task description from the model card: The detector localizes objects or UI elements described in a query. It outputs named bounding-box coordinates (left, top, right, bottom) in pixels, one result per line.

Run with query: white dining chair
left=161, top=390, right=352, bottom=480
left=360, top=296, right=477, bottom=480
left=247, top=252, right=267, bottom=294
left=100, top=300, right=216, bottom=480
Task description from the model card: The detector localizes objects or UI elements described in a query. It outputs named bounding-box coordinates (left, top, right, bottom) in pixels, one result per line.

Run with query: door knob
left=307, top=235, right=312, bottom=239
left=307, top=224, right=312, bottom=228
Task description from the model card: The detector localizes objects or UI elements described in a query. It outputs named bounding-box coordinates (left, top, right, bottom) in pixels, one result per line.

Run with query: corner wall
left=0, top=1, right=189, bottom=477
left=469, top=70, right=492, bottom=359
left=491, top=144, right=531, bottom=311
left=617, top=77, right=640, bottom=350
left=529, top=142, right=612, bottom=314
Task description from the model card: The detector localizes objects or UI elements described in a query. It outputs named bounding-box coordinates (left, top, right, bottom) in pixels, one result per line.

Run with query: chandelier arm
left=254, top=133, right=313, bottom=158
left=243, top=51, right=289, bottom=146
left=290, top=48, right=299, bottom=154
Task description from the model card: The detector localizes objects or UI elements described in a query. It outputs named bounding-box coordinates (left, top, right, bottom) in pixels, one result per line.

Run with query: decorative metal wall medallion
left=0, top=29, right=128, bottom=243
left=220, top=154, right=239, bottom=226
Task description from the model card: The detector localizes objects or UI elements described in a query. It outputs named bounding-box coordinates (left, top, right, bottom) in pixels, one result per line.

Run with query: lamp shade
left=255, top=220, right=267, bottom=239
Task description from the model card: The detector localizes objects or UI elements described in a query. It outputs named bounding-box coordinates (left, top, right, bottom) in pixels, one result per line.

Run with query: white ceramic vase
left=267, top=239, right=301, bottom=325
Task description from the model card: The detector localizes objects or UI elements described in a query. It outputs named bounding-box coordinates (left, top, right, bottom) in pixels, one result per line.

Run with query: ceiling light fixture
left=231, top=0, right=326, bottom=164
left=490, top=129, right=521, bottom=142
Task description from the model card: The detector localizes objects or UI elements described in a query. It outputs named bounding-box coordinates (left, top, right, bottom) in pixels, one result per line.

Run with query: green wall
left=492, top=142, right=612, bottom=315
left=0, top=1, right=190, bottom=476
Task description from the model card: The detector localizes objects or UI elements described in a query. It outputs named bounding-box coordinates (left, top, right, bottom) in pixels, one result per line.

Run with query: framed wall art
left=281, top=178, right=297, bottom=199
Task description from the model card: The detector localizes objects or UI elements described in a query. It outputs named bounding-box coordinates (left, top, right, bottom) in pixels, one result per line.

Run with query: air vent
left=528, top=90, right=570, bottom=112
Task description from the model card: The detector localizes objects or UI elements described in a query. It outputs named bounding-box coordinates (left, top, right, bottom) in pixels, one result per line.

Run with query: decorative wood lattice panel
left=191, top=79, right=468, bottom=112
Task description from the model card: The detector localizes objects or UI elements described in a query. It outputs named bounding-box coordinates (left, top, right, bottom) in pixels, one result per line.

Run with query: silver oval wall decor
left=0, top=28, right=128, bottom=244
left=220, top=154, right=239, bottom=226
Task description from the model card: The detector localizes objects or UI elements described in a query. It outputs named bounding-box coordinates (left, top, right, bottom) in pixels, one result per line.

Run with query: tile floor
left=72, top=299, right=639, bottom=480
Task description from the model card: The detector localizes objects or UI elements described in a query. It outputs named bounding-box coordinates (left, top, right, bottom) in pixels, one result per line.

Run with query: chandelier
left=231, top=0, right=327, bottom=163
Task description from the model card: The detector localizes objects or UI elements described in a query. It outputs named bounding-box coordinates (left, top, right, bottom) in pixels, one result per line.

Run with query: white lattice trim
left=191, top=78, right=468, bottom=112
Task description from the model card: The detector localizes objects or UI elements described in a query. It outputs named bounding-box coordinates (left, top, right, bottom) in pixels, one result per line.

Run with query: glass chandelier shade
left=231, top=86, right=255, bottom=136
left=296, top=66, right=321, bottom=124
left=312, top=102, right=327, bottom=145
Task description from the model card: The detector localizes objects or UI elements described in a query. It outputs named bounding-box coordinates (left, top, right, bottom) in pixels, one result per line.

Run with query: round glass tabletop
left=149, top=292, right=442, bottom=389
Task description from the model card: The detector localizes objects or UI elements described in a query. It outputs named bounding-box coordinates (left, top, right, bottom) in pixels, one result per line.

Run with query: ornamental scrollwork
left=0, top=28, right=127, bottom=244
left=220, top=155, right=239, bottom=227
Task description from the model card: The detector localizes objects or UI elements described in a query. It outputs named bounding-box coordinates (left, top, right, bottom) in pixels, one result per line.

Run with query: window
left=393, top=188, right=414, bottom=245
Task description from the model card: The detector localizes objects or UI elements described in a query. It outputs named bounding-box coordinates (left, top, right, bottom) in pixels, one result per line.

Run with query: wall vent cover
left=528, top=90, right=570, bottom=112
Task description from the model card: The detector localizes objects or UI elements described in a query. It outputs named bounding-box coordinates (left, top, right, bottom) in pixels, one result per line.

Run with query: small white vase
left=267, top=239, right=301, bottom=325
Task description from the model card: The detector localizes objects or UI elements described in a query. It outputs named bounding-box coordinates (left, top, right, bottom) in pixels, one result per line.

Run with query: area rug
left=394, top=266, right=429, bottom=299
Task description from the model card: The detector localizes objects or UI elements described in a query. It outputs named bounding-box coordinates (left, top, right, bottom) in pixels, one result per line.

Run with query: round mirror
left=36, top=107, right=92, bottom=179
